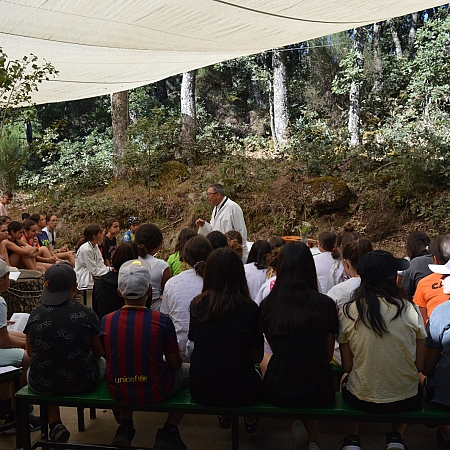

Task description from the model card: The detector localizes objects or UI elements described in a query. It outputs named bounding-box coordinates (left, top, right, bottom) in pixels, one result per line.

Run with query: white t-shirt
left=327, top=276, right=361, bottom=365
left=314, top=251, right=335, bottom=294
left=254, top=276, right=276, bottom=354
left=42, top=226, right=56, bottom=249
left=254, top=276, right=276, bottom=306
left=139, top=254, right=170, bottom=301
left=327, top=277, right=361, bottom=311
left=325, top=260, right=347, bottom=293
left=0, top=297, right=7, bottom=329
left=42, top=227, right=56, bottom=250
left=0, top=203, right=7, bottom=217
left=75, top=241, right=109, bottom=289
left=244, top=263, right=268, bottom=301
left=338, top=299, right=426, bottom=403
left=160, top=268, right=203, bottom=361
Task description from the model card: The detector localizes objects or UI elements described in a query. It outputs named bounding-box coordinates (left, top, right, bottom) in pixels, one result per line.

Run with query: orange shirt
left=413, top=272, right=449, bottom=319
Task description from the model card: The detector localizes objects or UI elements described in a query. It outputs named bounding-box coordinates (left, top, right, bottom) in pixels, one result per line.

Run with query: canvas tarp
left=0, top=0, right=444, bottom=104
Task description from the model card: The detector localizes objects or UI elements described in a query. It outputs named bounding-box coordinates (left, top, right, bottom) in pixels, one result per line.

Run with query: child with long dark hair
left=396, top=231, right=431, bottom=287
left=4, top=221, right=42, bottom=271
left=92, top=242, right=139, bottom=319
left=314, top=231, right=336, bottom=293
left=189, top=247, right=263, bottom=432
left=338, top=251, right=426, bottom=450
left=167, top=228, right=197, bottom=276
left=161, top=235, right=213, bottom=362
left=260, top=241, right=338, bottom=450
left=102, top=218, right=120, bottom=267
left=244, top=239, right=271, bottom=301
left=327, top=239, right=373, bottom=367
left=325, top=222, right=359, bottom=292
left=75, top=224, right=109, bottom=289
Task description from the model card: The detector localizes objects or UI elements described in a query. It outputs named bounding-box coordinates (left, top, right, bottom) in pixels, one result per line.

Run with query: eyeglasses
left=206, top=191, right=218, bottom=197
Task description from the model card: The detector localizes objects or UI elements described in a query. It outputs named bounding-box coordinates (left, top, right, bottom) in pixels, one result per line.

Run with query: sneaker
left=292, top=419, right=309, bottom=450
left=341, top=434, right=361, bottom=450
left=3, top=412, right=41, bottom=435
left=437, top=429, right=450, bottom=448
left=50, top=423, right=70, bottom=442
left=308, top=444, right=321, bottom=450
left=154, top=427, right=187, bottom=450
left=243, top=416, right=258, bottom=433
left=386, top=431, right=405, bottom=450
left=112, top=424, right=135, bottom=447
left=217, top=415, right=231, bottom=429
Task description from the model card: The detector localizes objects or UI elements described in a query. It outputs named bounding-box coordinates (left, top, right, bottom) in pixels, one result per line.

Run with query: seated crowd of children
left=2, top=209, right=450, bottom=450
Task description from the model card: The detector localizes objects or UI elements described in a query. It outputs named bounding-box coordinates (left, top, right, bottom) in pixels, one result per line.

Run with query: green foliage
left=0, top=125, right=28, bottom=189
left=34, top=96, right=111, bottom=139
left=288, top=118, right=344, bottom=176
left=414, top=192, right=450, bottom=235
left=332, top=49, right=364, bottom=96
left=18, top=130, right=113, bottom=200
left=406, top=13, right=450, bottom=114
left=129, top=80, right=181, bottom=119
left=0, top=47, right=58, bottom=130
left=120, top=109, right=179, bottom=186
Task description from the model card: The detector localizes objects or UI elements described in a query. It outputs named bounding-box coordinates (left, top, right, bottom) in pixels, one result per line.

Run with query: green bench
left=14, top=380, right=450, bottom=450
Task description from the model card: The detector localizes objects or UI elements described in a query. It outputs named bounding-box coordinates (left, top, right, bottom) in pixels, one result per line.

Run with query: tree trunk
left=408, top=12, right=418, bottom=58
left=389, top=19, right=403, bottom=59
left=111, top=90, right=129, bottom=178
left=348, top=28, right=364, bottom=147
left=251, top=74, right=266, bottom=108
left=373, top=23, right=383, bottom=94
left=179, top=70, right=196, bottom=159
left=155, top=79, right=168, bottom=102
left=271, top=48, right=289, bottom=153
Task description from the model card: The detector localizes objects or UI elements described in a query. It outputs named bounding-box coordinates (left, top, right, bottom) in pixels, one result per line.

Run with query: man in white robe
left=196, top=183, right=248, bottom=260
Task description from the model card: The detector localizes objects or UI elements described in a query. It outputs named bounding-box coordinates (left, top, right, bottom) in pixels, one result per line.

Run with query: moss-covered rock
left=159, top=161, right=190, bottom=185
left=303, top=176, right=351, bottom=211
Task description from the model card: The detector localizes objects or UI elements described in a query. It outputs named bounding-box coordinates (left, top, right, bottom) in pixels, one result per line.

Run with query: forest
left=1, top=6, right=450, bottom=252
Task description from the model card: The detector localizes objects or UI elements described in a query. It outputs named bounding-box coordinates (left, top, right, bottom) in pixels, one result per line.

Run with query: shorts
left=0, top=347, right=25, bottom=367
left=342, top=376, right=421, bottom=414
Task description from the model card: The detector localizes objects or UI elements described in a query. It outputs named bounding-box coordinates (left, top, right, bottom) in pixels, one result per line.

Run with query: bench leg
left=15, top=397, right=29, bottom=450
left=14, top=376, right=23, bottom=449
left=40, top=405, right=49, bottom=439
left=90, top=407, right=96, bottom=419
left=77, top=407, right=85, bottom=432
left=231, top=415, right=239, bottom=450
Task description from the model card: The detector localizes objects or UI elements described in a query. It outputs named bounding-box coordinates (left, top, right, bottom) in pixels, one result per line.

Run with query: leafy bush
left=0, top=125, right=28, bottom=190
left=18, top=130, right=113, bottom=201
left=120, top=109, right=179, bottom=185
left=288, top=118, right=343, bottom=176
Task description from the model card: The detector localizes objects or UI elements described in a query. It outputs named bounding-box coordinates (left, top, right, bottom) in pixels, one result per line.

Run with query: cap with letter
left=118, top=259, right=151, bottom=300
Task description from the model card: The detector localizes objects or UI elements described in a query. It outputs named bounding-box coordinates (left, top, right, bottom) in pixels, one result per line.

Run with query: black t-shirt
left=103, top=235, right=117, bottom=264
left=24, top=300, right=100, bottom=396
left=92, top=271, right=124, bottom=319
left=262, top=292, right=339, bottom=408
left=188, top=297, right=263, bottom=406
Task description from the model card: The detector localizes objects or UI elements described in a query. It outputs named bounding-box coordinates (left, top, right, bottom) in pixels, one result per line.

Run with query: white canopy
left=0, top=0, right=444, bottom=105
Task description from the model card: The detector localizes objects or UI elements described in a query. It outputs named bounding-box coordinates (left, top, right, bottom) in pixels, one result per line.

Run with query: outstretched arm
left=196, top=219, right=212, bottom=236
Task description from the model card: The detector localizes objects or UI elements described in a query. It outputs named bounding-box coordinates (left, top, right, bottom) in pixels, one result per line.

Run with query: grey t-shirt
left=401, top=255, right=432, bottom=297
left=426, top=299, right=450, bottom=407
